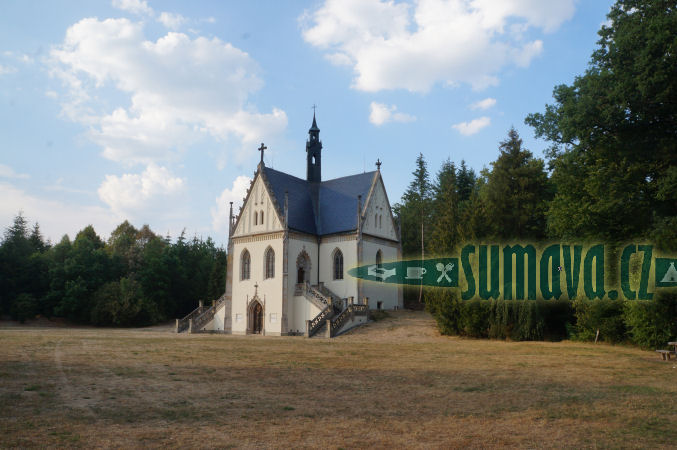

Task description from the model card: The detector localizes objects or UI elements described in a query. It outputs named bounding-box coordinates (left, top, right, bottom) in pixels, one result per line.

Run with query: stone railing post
left=199, top=300, right=203, bottom=309
left=305, top=319, right=311, bottom=338
left=188, top=318, right=194, bottom=334
left=325, top=318, right=332, bottom=338
left=175, top=318, right=179, bottom=333
left=349, top=296, right=353, bottom=306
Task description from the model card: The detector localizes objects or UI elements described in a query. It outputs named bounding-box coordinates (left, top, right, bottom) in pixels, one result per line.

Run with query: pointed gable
left=232, top=172, right=284, bottom=237
left=361, top=172, right=398, bottom=241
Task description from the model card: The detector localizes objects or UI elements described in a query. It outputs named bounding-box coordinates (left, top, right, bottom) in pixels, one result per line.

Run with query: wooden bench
left=657, top=342, right=677, bottom=360
left=656, top=350, right=675, bottom=360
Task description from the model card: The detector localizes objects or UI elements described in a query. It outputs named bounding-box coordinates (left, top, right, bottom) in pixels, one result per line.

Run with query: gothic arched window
left=241, top=249, right=250, bottom=280
left=265, top=247, right=275, bottom=279
left=333, top=249, right=344, bottom=280
left=260, top=211, right=264, bottom=224
left=254, top=211, right=257, bottom=225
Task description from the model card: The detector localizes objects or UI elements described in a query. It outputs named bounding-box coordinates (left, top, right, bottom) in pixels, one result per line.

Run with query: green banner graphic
left=656, top=258, right=677, bottom=287
left=347, top=258, right=458, bottom=287
left=348, top=244, right=677, bottom=300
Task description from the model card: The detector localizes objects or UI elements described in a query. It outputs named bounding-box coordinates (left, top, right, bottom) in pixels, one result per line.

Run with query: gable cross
left=376, top=158, right=382, bottom=170
left=258, top=142, right=267, bottom=164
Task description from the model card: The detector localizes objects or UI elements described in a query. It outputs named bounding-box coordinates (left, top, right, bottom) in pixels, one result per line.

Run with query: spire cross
left=376, top=159, right=382, bottom=170
left=312, top=104, right=317, bottom=114
left=258, top=142, right=267, bottom=163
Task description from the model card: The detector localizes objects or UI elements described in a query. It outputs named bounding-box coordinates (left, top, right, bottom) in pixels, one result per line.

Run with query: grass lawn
left=1, top=310, right=675, bottom=448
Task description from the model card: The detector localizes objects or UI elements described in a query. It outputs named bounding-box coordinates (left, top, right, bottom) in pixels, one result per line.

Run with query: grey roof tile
left=262, top=166, right=376, bottom=236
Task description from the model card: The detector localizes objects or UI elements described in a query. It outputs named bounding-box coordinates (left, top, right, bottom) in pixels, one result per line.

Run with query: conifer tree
left=484, top=128, right=551, bottom=240
left=429, top=159, right=460, bottom=256
left=394, top=153, right=432, bottom=257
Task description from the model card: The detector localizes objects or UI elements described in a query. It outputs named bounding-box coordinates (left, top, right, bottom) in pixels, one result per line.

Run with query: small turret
left=306, top=112, right=322, bottom=183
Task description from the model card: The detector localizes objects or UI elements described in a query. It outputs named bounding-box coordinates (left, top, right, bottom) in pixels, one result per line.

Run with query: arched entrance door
left=249, top=300, right=263, bottom=334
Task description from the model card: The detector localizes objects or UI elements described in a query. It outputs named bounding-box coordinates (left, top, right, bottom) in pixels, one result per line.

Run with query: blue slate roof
left=262, top=166, right=376, bottom=236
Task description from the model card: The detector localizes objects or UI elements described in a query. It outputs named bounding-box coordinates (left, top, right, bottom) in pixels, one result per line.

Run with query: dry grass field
left=1, top=310, right=675, bottom=448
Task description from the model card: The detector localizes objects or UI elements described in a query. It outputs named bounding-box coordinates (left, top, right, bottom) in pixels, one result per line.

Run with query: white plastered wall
left=231, top=236, right=284, bottom=335
left=319, top=235, right=358, bottom=301
left=230, top=172, right=286, bottom=335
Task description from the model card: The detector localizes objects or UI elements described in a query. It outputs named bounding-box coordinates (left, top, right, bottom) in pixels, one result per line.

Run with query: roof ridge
left=322, top=170, right=377, bottom=183
left=263, top=166, right=307, bottom=183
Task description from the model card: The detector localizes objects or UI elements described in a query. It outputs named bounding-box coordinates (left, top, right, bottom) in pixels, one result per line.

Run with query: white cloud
left=0, top=164, right=30, bottom=179
left=0, top=181, right=119, bottom=244
left=49, top=17, right=287, bottom=165
left=97, top=164, right=185, bottom=217
left=369, top=102, right=416, bottom=126
left=470, top=97, right=496, bottom=110
left=158, top=12, right=187, bottom=30
left=302, top=0, right=576, bottom=92
left=211, top=175, right=251, bottom=236
left=0, top=64, right=17, bottom=75
left=452, top=116, right=491, bottom=135
left=111, top=0, right=153, bottom=16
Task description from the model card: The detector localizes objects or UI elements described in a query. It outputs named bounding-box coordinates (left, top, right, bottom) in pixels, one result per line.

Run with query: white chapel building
left=179, top=115, right=402, bottom=336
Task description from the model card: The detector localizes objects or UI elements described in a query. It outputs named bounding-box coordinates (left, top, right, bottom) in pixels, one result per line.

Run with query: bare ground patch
left=1, top=310, right=675, bottom=448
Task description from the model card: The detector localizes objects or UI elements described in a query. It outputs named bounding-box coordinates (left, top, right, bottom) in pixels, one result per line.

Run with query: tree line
left=0, top=216, right=226, bottom=325
left=394, top=0, right=677, bottom=343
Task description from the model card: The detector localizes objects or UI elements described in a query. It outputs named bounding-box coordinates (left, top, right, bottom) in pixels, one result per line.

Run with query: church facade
left=199, top=115, right=402, bottom=336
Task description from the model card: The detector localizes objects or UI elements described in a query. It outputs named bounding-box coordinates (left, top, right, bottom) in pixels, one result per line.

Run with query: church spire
left=306, top=110, right=322, bottom=182
left=310, top=110, right=319, bottom=132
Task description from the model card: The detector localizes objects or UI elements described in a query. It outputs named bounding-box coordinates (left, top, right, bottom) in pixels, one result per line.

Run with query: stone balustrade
left=324, top=296, right=369, bottom=338
left=176, top=294, right=227, bottom=334
left=175, top=300, right=206, bottom=333
left=302, top=282, right=331, bottom=310
left=305, top=305, right=334, bottom=337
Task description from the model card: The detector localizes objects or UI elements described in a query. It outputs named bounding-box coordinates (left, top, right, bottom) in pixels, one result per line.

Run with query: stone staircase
left=177, top=286, right=369, bottom=337
left=303, top=282, right=370, bottom=338
left=301, top=282, right=333, bottom=310
left=176, top=293, right=228, bottom=333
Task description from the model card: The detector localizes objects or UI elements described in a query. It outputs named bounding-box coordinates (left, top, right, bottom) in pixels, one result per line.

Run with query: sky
left=0, top=0, right=616, bottom=247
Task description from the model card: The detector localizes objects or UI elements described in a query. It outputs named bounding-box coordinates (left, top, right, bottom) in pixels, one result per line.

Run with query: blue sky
left=0, top=0, right=615, bottom=247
